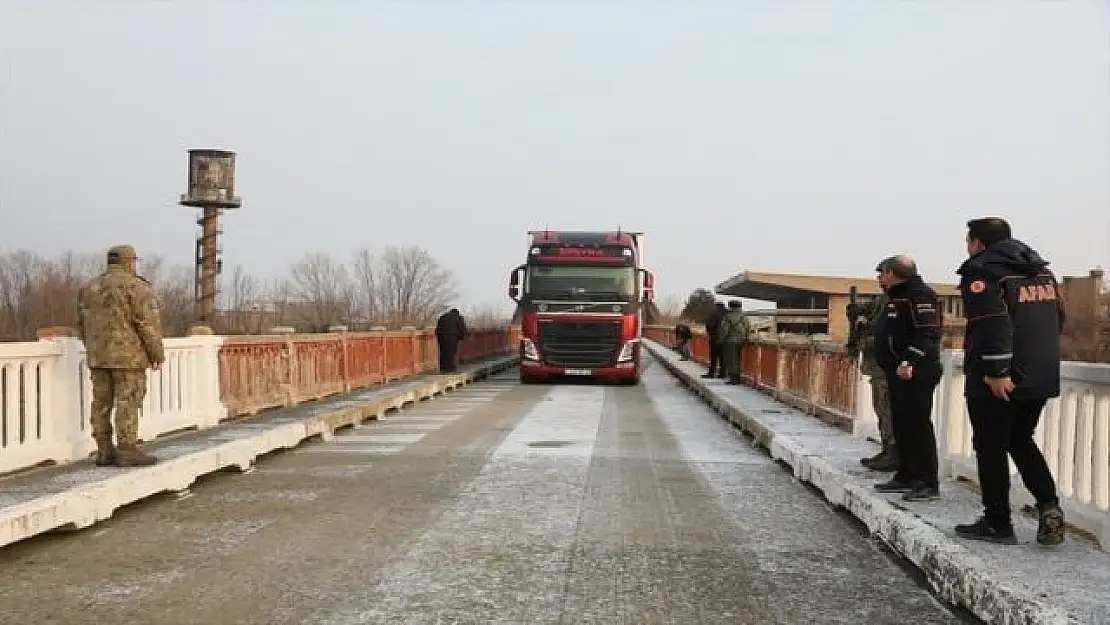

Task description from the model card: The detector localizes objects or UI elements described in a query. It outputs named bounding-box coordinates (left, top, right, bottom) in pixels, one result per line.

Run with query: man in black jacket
left=954, top=217, right=1066, bottom=546
left=702, top=303, right=727, bottom=379
left=435, top=308, right=467, bottom=373
left=674, top=323, right=693, bottom=360
left=872, top=255, right=944, bottom=502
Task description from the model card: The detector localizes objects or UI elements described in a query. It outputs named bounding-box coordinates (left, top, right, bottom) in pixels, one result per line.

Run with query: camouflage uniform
left=76, top=245, right=165, bottom=467
left=717, top=302, right=751, bottom=385
left=856, top=292, right=898, bottom=470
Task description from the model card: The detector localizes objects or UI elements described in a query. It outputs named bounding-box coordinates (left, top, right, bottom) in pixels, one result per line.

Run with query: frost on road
left=0, top=356, right=972, bottom=625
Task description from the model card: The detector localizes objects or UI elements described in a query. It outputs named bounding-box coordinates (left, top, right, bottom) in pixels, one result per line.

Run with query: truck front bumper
left=519, top=359, right=639, bottom=381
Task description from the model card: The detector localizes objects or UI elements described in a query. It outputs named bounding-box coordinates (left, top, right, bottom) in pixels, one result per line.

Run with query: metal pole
left=198, top=205, right=220, bottom=324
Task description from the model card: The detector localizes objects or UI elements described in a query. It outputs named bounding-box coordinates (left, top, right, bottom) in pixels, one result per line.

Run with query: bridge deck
left=646, top=340, right=1109, bottom=625
left=0, top=356, right=968, bottom=624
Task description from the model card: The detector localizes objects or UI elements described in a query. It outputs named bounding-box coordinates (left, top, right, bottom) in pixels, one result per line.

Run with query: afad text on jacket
left=958, top=238, right=1064, bottom=400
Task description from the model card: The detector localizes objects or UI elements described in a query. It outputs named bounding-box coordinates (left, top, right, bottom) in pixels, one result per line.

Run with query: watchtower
left=178, top=149, right=242, bottom=324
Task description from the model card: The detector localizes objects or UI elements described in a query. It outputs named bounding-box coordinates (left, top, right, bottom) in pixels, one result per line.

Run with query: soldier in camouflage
left=851, top=282, right=898, bottom=472
left=718, top=300, right=752, bottom=385
left=76, top=245, right=165, bottom=467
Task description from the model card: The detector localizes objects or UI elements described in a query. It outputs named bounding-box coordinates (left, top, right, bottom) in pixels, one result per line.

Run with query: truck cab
left=508, top=230, right=655, bottom=384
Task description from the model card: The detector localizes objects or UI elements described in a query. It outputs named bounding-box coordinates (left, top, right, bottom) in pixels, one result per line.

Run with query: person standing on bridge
left=718, top=300, right=751, bottom=385
left=702, top=302, right=727, bottom=379
left=871, top=255, right=943, bottom=502
left=674, top=322, right=693, bottom=360
left=851, top=278, right=898, bottom=472
left=435, top=308, right=467, bottom=373
left=76, top=245, right=164, bottom=467
left=954, top=217, right=1066, bottom=546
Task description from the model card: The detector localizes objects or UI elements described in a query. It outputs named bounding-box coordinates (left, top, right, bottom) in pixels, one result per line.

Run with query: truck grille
left=538, top=320, right=622, bottom=368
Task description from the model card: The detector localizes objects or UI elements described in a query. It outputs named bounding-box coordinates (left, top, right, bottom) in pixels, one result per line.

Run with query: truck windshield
left=526, top=265, right=636, bottom=301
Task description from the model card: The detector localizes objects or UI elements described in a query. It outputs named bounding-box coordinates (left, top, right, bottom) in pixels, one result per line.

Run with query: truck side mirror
left=508, top=265, right=525, bottom=302
left=641, top=269, right=655, bottom=303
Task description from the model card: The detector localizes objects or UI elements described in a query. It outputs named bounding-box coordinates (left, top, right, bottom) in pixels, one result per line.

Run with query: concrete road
left=0, top=357, right=976, bottom=625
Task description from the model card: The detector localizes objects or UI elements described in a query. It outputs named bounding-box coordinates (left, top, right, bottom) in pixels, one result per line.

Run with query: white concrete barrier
left=0, top=336, right=225, bottom=476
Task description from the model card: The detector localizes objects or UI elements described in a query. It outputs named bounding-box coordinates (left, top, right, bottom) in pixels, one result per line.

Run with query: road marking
left=337, top=433, right=427, bottom=444
left=297, top=445, right=406, bottom=455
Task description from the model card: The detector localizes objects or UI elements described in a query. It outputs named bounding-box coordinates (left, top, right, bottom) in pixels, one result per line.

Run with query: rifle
left=845, top=286, right=865, bottom=358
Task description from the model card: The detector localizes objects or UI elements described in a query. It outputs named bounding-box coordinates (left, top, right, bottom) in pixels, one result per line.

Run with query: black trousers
left=966, top=395, right=1059, bottom=528
left=887, top=366, right=942, bottom=489
left=708, top=342, right=723, bottom=374
left=437, top=335, right=459, bottom=372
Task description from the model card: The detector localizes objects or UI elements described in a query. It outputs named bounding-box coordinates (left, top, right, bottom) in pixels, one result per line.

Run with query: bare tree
left=654, top=294, right=685, bottom=323
left=219, top=264, right=263, bottom=334
left=0, top=249, right=193, bottom=340
left=287, top=252, right=353, bottom=331
left=266, top=277, right=294, bottom=329
left=140, top=254, right=195, bottom=337
left=462, top=304, right=512, bottom=330
left=681, top=288, right=719, bottom=324
left=376, top=245, right=458, bottom=329
left=349, top=248, right=378, bottom=327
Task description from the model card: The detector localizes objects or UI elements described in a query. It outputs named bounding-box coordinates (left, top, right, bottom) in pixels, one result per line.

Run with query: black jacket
left=435, top=310, right=467, bottom=339
left=872, top=275, right=943, bottom=372
left=674, top=324, right=693, bottom=340
left=705, top=308, right=725, bottom=343
left=957, top=238, right=1064, bottom=399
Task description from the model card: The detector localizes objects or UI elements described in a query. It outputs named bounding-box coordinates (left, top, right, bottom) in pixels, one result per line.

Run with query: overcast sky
left=2, top=1, right=1107, bottom=314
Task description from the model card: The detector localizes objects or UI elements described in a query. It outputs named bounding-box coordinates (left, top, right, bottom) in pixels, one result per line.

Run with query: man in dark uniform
left=702, top=302, right=727, bottom=379
left=674, top=323, right=693, bottom=360
left=435, top=308, right=467, bottom=372
left=954, top=217, right=1066, bottom=546
left=872, top=255, right=944, bottom=502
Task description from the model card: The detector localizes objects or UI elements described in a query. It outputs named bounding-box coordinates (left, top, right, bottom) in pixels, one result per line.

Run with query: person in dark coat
left=435, top=308, right=467, bottom=372
left=674, top=323, right=693, bottom=360
left=702, top=303, right=727, bottom=379
left=871, top=255, right=944, bottom=502
left=953, top=217, right=1066, bottom=546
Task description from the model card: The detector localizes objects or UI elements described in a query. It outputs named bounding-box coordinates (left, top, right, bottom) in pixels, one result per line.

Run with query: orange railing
left=644, top=325, right=858, bottom=427
left=219, top=327, right=519, bottom=418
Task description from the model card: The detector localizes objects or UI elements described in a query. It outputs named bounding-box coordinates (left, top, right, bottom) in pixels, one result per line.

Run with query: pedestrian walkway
left=0, top=355, right=517, bottom=549
left=644, top=339, right=1110, bottom=625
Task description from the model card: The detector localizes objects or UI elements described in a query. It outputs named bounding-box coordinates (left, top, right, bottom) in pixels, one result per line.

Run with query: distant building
left=714, top=271, right=965, bottom=346
left=716, top=269, right=1105, bottom=350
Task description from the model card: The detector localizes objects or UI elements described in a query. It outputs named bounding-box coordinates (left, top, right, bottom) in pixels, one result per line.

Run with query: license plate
left=564, top=368, right=592, bottom=376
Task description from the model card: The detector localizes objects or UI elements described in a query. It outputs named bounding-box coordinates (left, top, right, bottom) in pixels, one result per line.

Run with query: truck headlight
left=522, top=338, right=540, bottom=361
left=616, top=339, right=638, bottom=362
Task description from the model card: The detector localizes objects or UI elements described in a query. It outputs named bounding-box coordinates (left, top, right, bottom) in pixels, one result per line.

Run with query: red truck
left=507, top=230, right=656, bottom=384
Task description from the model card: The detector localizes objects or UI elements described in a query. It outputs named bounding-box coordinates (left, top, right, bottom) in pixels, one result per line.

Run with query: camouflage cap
left=107, top=244, right=137, bottom=263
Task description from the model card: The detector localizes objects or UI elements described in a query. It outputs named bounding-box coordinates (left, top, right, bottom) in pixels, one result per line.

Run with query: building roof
left=715, top=270, right=961, bottom=300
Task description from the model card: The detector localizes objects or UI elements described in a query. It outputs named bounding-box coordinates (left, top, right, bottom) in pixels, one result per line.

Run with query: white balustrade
left=854, top=350, right=1110, bottom=551
left=0, top=335, right=225, bottom=475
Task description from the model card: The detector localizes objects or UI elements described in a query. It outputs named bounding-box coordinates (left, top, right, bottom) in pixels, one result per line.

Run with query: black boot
left=861, top=445, right=899, bottom=472
left=955, top=516, right=1018, bottom=545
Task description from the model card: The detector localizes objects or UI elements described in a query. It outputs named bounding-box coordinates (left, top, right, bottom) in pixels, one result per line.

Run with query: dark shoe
left=955, top=516, right=1018, bottom=545
left=94, top=439, right=116, bottom=467
left=1036, top=505, right=1066, bottom=546
left=861, top=447, right=899, bottom=472
left=114, top=443, right=157, bottom=467
left=874, top=478, right=914, bottom=493
left=902, top=484, right=940, bottom=502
